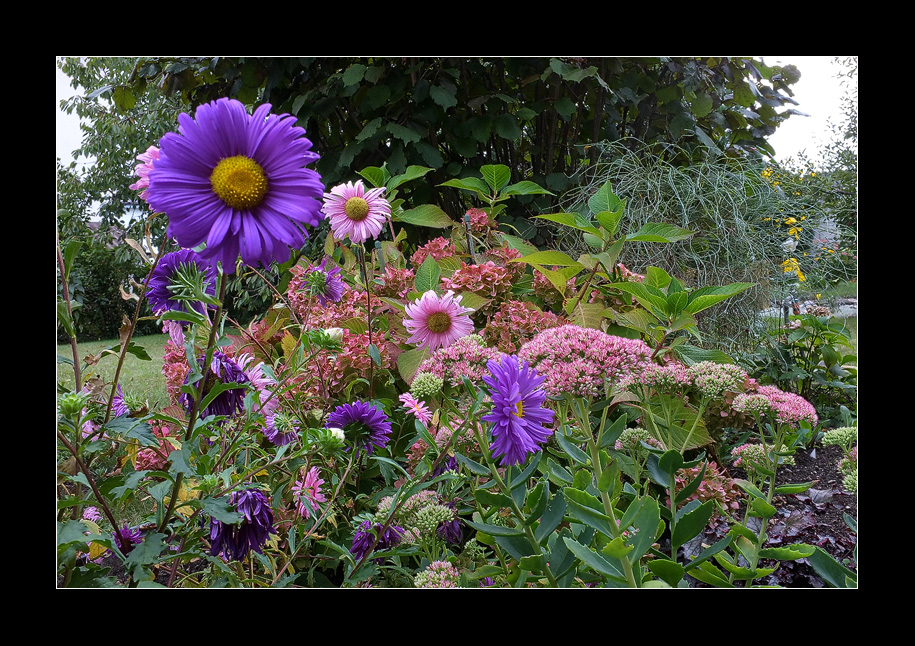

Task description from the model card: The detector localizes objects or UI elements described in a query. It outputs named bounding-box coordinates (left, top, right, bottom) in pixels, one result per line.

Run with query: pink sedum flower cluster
left=415, top=334, right=502, bottom=389
left=733, top=385, right=818, bottom=427
left=413, top=560, right=461, bottom=588
left=687, top=361, right=751, bottom=401
left=519, top=325, right=652, bottom=399
left=620, top=361, right=692, bottom=393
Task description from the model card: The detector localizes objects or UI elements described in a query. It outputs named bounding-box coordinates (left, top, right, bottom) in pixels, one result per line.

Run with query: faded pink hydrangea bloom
left=375, top=265, right=416, bottom=298
left=441, top=261, right=515, bottom=312
left=411, top=237, right=458, bottom=267
left=532, top=267, right=578, bottom=311
left=465, top=207, right=495, bottom=234
left=519, top=325, right=652, bottom=399
left=483, top=300, right=568, bottom=354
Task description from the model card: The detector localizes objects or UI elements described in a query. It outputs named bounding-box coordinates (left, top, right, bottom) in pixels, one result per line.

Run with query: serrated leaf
left=414, top=255, right=441, bottom=294
left=439, top=177, right=491, bottom=196
left=481, top=165, right=511, bottom=192
left=684, top=282, right=753, bottom=314
left=397, top=347, right=430, bottom=385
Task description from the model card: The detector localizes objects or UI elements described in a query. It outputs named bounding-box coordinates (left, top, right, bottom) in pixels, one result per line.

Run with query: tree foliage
left=118, top=57, right=802, bottom=219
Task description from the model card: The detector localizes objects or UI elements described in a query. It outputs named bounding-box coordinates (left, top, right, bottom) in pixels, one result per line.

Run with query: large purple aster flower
left=350, top=520, right=405, bottom=562
left=326, top=400, right=392, bottom=456
left=145, top=98, right=324, bottom=272
left=208, top=488, right=277, bottom=561
left=481, top=354, right=555, bottom=466
left=146, top=248, right=217, bottom=320
left=179, top=351, right=250, bottom=420
left=303, top=256, right=345, bottom=306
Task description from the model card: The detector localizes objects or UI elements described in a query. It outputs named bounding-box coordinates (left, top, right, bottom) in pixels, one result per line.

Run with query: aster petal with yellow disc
left=145, top=98, right=324, bottom=272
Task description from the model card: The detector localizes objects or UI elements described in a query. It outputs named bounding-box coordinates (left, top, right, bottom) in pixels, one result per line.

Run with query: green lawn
left=57, top=333, right=171, bottom=408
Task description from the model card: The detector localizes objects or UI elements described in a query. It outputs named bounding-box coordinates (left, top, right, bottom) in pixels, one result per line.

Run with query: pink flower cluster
left=620, top=361, right=692, bottom=393
left=442, top=261, right=515, bottom=312
left=162, top=338, right=190, bottom=405
left=519, top=325, right=652, bottom=399
left=413, top=560, right=461, bottom=588
left=136, top=420, right=175, bottom=471
left=415, top=334, right=501, bottom=389
left=479, top=246, right=526, bottom=282
left=670, top=461, right=741, bottom=515
left=733, top=386, right=818, bottom=427
left=687, top=361, right=751, bottom=401
left=129, top=145, right=160, bottom=202
left=411, top=237, right=457, bottom=267
left=483, top=300, right=568, bottom=354
left=375, top=266, right=416, bottom=298
left=465, top=207, right=495, bottom=234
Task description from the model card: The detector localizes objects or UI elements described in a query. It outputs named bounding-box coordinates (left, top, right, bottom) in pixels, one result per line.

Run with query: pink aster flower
left=404, top=290, right=475, bottom=351
left=322, top=180, right=391, bottom=244
left=129, top=145, right=160, bottom=200
left=292, top=466, right=327, bottom=520
left=399, top=392, right=433, bottom=425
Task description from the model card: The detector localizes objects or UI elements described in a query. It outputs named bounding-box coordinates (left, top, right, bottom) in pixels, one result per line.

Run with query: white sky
left=56, top=56, right=853, bottom=168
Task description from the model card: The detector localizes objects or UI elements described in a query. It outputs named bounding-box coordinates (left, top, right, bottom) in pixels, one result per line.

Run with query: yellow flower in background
left=788, top=225, right=802, bottom=238
left=781, top=257, right=806, bottom=282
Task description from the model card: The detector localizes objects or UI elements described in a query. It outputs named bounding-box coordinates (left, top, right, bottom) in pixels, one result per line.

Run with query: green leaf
left=588, top=182, right=623, bottom=215
left=414, top=255, right=441, bottom=294
left=647, top=559, right=686, bottom=587
left=439, top=177, right=491, bottom=197
left=514, top=250, right=582, bottom=268
left=368, top=343, right=382, bottom=366
left=534, top=212, right=601, bottom=237
left=455, top=452, right=490, bottom=476
left=481, top=165, right=512, bottom=192
left=564, top=488, right=616, bottom=538
left=562, top=537, right=627, bottom=582
left=691, top=92, right=713, bottom=118
left=342, top=63, right=366, bottom=86
left=199, top=496, right=243, bottom=525
left=758, top=544, right=816, bottom=561
left=396, top=347, right=429, bottom=384
left=627, top=495, right=661, bottom=564
left=685, top=283, right=754, bottom=314
left=626, top=222, right=694, bottom=243
left=693, top=126, right=722, bottom=156
left=387, top=165, right=433, bottom=191
left=430, top=84, right=457, bottom=109
left=684, top=534, right=734, bottom=571
left=774, top=481, right=816, bottom=494
left=750, top=497, right=777, bottom=518
left=686, top=560, right=734, bottom=587
left=464, top=519, right=525, bottom=537
left=387, top=122, right=421, bottom=144
left=671, top=500, right=714, bottom=550
left=474, top=489, right=514, bottom=509
left=396, top=204, right=454, bottom=228
left=807, top=547, right=858, bottom=588
left=57, top=520, right=91, bottom=548
left=502, top=181, right=553, bottom=196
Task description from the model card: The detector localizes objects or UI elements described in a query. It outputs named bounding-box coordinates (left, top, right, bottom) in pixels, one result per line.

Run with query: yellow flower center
left=426, top=312, right=452, bottom=333
left=514, top=401, right=524, bottom=418
left=344, top=196, right=370, bottom=222
left=210, top=155, right=268, bottom=210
